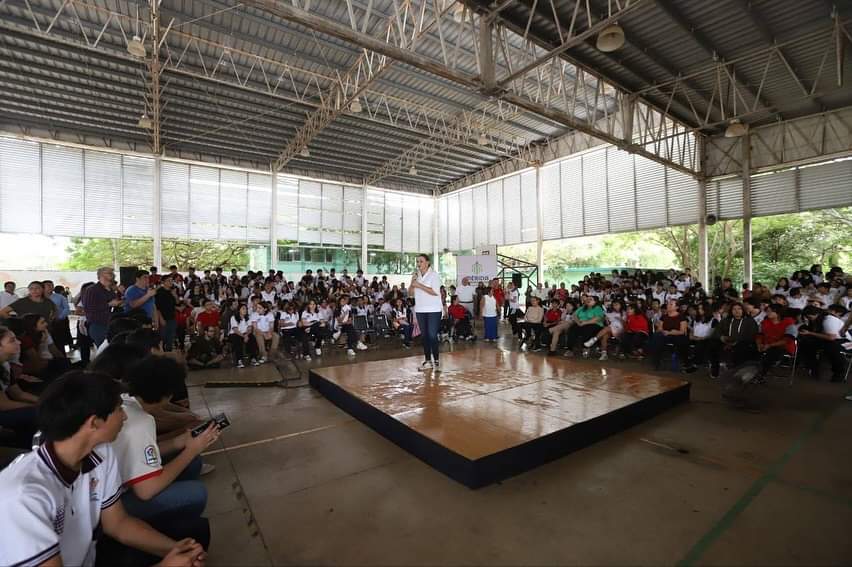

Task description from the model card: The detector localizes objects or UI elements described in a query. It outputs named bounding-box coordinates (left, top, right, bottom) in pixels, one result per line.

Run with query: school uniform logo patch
left=144, top=445, right=158, bottom=466
left=89, top=477, right=99, bottom=502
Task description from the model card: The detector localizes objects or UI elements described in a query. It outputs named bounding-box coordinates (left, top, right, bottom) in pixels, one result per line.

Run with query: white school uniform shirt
left=606, top=311, right=624, bottom=337
left=0, top=290, right=17, bottom=309
left=279, top=311, right=298, bottom=329
left=301, top=311, right=320, bottom=326
left=693, top=320, right=714, bottom=339
left=318, top=306, right=334, bottom=323
left=652, top=290, right=668, bottom=304
left=456, top=284, right=475, bottom=304
left=822, top=314, right=844, bottom=339
left=112, top=395, right=162, bottom=487
left=0, top=442, right=123, bottom=567
left=788, top=295, right=807, bottom=309
left=261, top=290, right=277, bottom=304
left=508, top=289, right=520, bottom=310
left=254, top=312, right=275, bottom=333
left=842, top=296, right=852, bottom=310
left=379, top=302, right=394, bottom=318
left=338, top=304, right=352, bottom=325
left=675, top=279, right=690, bottom=293
left=230, top=316, right=251, bottom=334
left=414, top=268, right=443, bottom=313
left=482, top=295, right=498, bottom=318
left=393, top=306, right=410, bottom=324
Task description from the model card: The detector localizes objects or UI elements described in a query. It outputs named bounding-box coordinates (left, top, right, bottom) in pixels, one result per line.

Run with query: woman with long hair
left=229, top=303, right=259, bottom=368
left=299, top=299, right=329, bottom=359
left=410, top=254, right=443, bottom=370
left=0, top=326, right=38, bottom=447
left=19, top=313, right=71, bottom=380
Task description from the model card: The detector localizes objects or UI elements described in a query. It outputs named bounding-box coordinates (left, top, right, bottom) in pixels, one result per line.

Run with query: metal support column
left=361, top=184, right=369, bottom=274
left=742, top=134, right=753, bottom=288
left=270, top=171, right=279, bottom=270
left=535, top=165, right=544, bottom=285
left=697, top=136, right=709, bottom=290
left=432, top=189, right=440, bottom=273
left=153, top=156, right=162, bottom=268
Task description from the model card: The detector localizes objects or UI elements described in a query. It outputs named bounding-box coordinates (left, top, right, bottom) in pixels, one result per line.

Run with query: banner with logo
left=456, top=254, right=498, bottom=287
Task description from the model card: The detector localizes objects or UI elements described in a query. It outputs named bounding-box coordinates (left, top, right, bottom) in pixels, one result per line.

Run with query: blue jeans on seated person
left=121, top=454, right=207, bottom=523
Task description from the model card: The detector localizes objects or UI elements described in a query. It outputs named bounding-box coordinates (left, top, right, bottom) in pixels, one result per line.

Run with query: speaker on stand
left=119, top=266, right=138, bottom=288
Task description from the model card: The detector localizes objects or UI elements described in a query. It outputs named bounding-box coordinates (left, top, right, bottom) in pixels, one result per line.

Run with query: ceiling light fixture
left=127, top=35, right=147, bottom=58
left=300, top=147, right=311, bottom=158
left=596, top=24, right=625, bottom=52
left=350, top=99, right=362, bottom=113
left=409, top=165, right=417, bottom=176
left=724, top=119, right=748, bottom=138
left=137, top=113, right=153, bottom=129
left=478, top=132, right=488, bottom=146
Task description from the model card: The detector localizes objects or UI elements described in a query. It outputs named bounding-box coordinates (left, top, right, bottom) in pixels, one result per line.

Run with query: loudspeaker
left=512, top=273, right=523, bottom=288
left=119, top=266, right=138, bottom=288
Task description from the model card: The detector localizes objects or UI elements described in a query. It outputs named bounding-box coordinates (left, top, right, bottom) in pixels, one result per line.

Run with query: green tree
left=62, top=238, right=251, bottom=271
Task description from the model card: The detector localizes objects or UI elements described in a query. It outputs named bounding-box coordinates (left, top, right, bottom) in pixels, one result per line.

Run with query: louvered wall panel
left=219, top=169, right=247, bottom=241
left=666, top=168, right=699, bottom=226
left=540, top=163, right=562, bottom=240
left=486, top=180, right=503, bottom=245
left=160, top=161, right=190, bottom=239
left=606, top=147, right=636, bottom=233
left=247, top=173, right=271, bottom=242
left=634, top=157, right=667, bottom=230
left=560, top=157, right=583, bottom=237
left=446, top=192, right=460, bottom=250
left=402, top=200, right=420, bottom=252
left=42, top=145, right=84, bottom=236
left=121, top=156, right=154, bottom=238
left=502, top=175, right=522, bottom=244
left=189, top=166, right=220, bottom=240
left=751, top=170, right=797, bottom=217
left=582, top=151, right=608, bottom=235
left=459, top=189, right=474, bottom=250
left=716, top=177, right=743, bottom=220
left=472, top=184, right=488, bottom=246
left=298, top=180, right=322, bottom=245
left=366, top=190, right=385, bottom=247
left=342, top=186, right=362, bottom=247
left=384, top=192, right=403, bottom=252
left=0, top=138, right=41, bottom=233
left=438, top=196, right=448, bottom=250
left=418, top=198, right=433, bottom=253
left=520, top=170, right=538, bottom=243
left=321, top=183, right=343, bottom=246
left=84, top=151, right=122, bottom=238
left=276, top=176, right=299, bottom=241
left=799, top=159, right=852, bottom=211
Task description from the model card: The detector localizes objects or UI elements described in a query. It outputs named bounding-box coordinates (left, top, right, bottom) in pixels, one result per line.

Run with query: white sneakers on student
left=315, top=348, right=322, bottom=357
left=584, top=337, right=599, bottom=348
left=419, top=360, right=433, bottom=371
left=304, top=355, right=311, bottom=361
left=356, top=342, right=368, bottom=351
left=347, top=348, right=356, bottom=356
left=236, top=360, right=245, bottom=368
left=332, top=330, right=342, bottom=341
left=598, top=352, right=608, bottom=361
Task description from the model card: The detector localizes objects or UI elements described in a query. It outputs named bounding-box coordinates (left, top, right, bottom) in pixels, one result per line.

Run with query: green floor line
left=677, top=407, right=835, bottom=567
left=772, top=477, right=852, bottom=510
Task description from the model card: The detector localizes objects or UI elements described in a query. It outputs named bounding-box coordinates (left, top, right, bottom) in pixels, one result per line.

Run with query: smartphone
left=191, top=413, right=231, bottom=437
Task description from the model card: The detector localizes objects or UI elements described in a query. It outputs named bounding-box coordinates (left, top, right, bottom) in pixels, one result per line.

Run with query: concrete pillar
left=697, top=136, right=709, bottom=290
left=742, top=134, right=753, bottom=288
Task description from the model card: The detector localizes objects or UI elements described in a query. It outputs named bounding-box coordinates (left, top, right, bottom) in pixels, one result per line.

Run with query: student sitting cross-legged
left=0, top=371, right=209, bottom=567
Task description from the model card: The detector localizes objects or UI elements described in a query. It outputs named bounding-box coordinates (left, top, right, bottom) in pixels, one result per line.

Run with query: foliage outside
left=62, top=238, right=251, bottom=271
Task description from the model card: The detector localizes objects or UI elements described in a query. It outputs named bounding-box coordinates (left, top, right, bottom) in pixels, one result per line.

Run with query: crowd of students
left=1, top=259, right=850, bottom=565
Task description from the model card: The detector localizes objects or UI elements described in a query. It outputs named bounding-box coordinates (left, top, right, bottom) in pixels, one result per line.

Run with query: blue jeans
left=483, top=316, right=498, bottom=340
left=121, top=455, right=207, bottom=523
left=416, top=311, right=442, bottom=362
left=88, top=321, right=108, bottom=346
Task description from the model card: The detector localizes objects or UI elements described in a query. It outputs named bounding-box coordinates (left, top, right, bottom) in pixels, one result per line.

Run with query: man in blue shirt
left=124, top=270, right=157, bottom=325
left=44, top=280, right=71, bottom=351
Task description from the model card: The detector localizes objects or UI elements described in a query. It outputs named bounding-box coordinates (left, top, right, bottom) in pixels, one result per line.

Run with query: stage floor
left=309, top=349, right=690, bottom=488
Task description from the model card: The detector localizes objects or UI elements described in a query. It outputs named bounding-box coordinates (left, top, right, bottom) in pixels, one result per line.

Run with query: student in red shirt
left=173, top=303, right=192, bottom=351
left=491, top=280, right=505, bottom=320
left=195, top=300, right=221, bottom=335
left=447, top=295, right=473, bottom=340
left=620, top=303, right=650, bottom=358
left=756, top=303, right=796, bottom=377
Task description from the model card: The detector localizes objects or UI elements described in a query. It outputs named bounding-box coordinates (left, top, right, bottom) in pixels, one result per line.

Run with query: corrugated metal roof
left=1, top=0, right=848, bottom=193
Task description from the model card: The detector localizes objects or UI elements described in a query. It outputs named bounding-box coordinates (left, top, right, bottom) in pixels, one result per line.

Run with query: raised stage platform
left=309, top=350, right=690, bottom=488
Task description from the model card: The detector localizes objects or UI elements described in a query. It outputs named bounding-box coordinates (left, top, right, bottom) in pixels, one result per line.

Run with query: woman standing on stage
left=410, top=254, right=443, bottom=371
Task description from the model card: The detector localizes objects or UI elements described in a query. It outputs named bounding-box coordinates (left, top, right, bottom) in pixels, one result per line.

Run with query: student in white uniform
left=278, top=303, right=301, bottom=355
left=298, top=300, right=329, bottom=359
left=229, top=304, right=259, bottom=368
left=0, top=371, right=208, bottom=567
left=251, top=302, right=278, bottom=363
left=411, top=254, right=443, bottom=370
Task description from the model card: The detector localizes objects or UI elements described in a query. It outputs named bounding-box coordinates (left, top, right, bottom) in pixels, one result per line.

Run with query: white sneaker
left=251, top=359, right=261, bottom=367
left=356, top=342, right=368, bottom=351
left=599, top=352, right=608, bottom=361
left=520, top=342, right=528, bottom=352
left=200, top=463, right=216, bottom=476
left=304, top=355, right=311, bottom=361
left=332, top=330, right=341, bottom=341
left=258, top=357, right=266, bottom=364
left=433, top=360, right=440, bottom=371
left=845, top=394, right=852, bottom=402
left=419, top=360, right=433, bottom=371
left=347, top=348, right=356, bottom=356
left=584, top=337, right=598, bottom=348
left=236, top=360, right=245, bottom=368
left=315, top=348, right=322, bottom=356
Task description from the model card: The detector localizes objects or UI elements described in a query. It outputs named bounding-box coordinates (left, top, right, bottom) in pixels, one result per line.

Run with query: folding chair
left=373, top=314, right=392, bottom=339
left=841, top=349, right=852, bottom=383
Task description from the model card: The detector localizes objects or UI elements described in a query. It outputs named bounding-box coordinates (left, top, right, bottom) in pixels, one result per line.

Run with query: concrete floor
left=188, top=329, right=852, bottom=566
